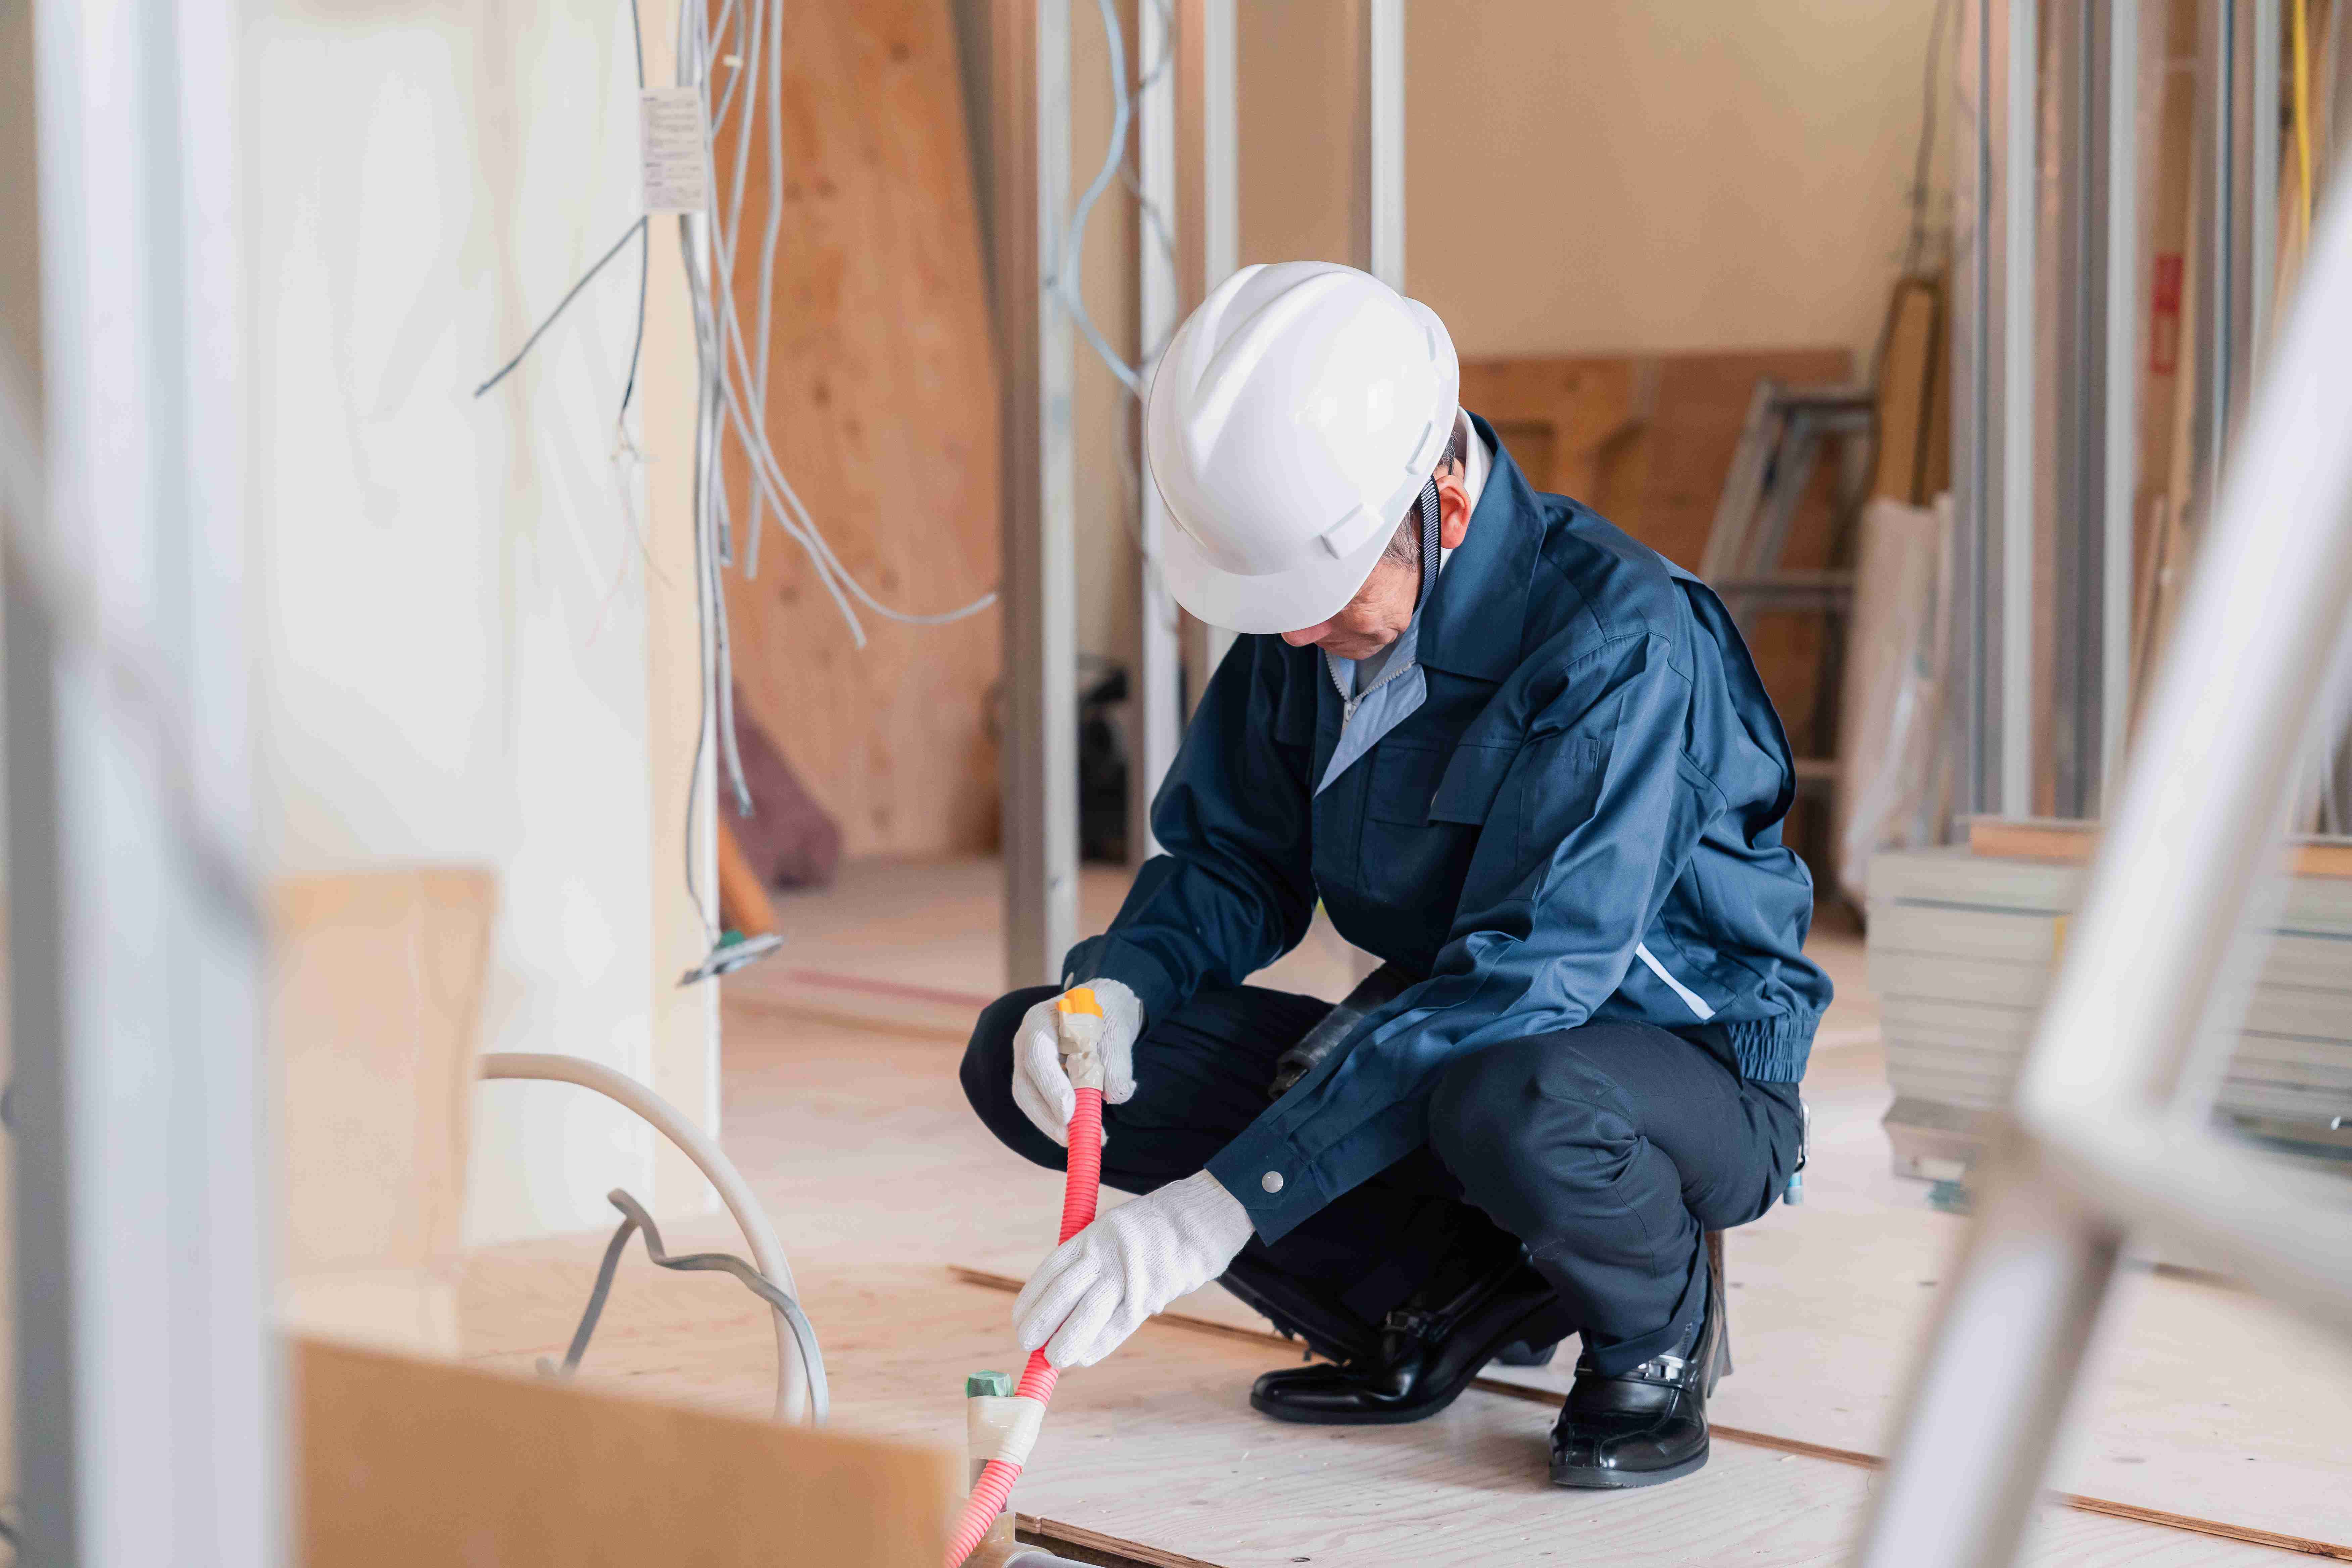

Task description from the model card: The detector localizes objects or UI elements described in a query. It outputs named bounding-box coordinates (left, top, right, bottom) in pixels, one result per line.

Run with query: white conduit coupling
left=478, top=1051, right=819, bottom=1424
left=966, top=1394, right=1051, bottom=1470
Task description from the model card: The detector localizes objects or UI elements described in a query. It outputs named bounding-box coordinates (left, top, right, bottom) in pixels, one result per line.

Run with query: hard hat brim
left=1155, top=497, right=1402, bottom=637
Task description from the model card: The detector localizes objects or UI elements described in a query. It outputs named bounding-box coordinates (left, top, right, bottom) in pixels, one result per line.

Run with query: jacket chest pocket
left=1431, top=743, right=1518, bottom=824
left=1368, top=742, right=1516, bottom=826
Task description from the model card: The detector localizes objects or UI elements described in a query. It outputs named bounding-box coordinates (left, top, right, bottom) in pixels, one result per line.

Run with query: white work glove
left=1012, top=978, right=1143, bottom=1146
left=1014, top=1170, right=1254, bottom=1369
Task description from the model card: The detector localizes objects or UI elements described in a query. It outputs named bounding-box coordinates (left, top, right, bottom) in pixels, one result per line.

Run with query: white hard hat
left=1143, top=261, right=1460, bottom=635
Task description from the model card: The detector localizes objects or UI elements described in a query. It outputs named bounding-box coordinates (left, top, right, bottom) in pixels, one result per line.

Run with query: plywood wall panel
left=714, top=0, right=1002, bottom=858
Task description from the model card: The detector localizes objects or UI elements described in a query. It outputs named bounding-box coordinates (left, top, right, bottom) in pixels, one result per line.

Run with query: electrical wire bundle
left=475, top=0, right=1004, bottom=945
left=475, top=0, right=1185, bottom=877
left=671, top=0, right=1006, bottom=941
left=1068, top=0, right=1182, bottom=552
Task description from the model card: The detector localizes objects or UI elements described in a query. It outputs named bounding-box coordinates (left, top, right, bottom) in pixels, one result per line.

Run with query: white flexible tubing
left=478, top=1051, right=810, bottom=1424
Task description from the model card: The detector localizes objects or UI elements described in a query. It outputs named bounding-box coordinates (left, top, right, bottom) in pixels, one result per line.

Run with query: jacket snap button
left=1261, top=1171, right=1284, bottom=1193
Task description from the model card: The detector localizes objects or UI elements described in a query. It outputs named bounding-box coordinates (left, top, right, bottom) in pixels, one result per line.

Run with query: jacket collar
left=1416, top=412, right=1542, bottom=683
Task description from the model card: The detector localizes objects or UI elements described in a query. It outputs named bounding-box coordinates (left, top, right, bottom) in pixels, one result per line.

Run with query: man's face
left=1278, top=458, right=1473, bottom=659
left=1279, top=555, right=1424, bottom=659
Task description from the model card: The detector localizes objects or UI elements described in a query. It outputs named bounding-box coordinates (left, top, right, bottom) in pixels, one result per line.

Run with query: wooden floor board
left=953, top=1265, right=2352, bottom=1564
left=460, top=1251, right=2307, bottom=1566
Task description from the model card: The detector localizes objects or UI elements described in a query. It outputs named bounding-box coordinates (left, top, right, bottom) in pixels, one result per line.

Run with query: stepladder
left=1700, top=379, right=1875, bottom=813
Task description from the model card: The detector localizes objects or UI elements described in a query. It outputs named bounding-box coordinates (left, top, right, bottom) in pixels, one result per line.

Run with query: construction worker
left=961, top=261, right=1827, bottom=1489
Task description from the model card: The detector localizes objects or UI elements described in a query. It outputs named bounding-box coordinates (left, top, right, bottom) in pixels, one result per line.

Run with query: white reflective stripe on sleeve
left=967, top=1394, right=1050, bottom=1469
left=1633, top=943, right=1716, bottom=1021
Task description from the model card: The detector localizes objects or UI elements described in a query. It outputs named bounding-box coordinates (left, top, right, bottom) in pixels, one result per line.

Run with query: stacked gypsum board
left=1865, top=845, right=2352, bottom=1179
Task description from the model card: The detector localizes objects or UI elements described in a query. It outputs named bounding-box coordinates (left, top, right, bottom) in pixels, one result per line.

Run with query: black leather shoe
left=1251, top=1262, right=1557, bottom=1426
left=1548, top=1245, right=1729, bottom=1489
left=1491, top=1337, right=1558, bottom=1367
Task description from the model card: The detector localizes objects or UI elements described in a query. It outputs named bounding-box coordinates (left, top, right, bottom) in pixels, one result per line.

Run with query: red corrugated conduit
left=942, top=1082, right=1103, bottom=1567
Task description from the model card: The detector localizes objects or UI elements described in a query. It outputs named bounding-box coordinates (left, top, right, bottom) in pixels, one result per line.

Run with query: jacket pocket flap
left=1428, top=743, right=1518, bottom=824
left=1367, top=746, right=1448, bottom=824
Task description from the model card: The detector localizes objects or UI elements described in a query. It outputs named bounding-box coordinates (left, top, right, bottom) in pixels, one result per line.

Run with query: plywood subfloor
left=457, top=1251, right=2316, bottom=1567
left=460, top=857, right=2352, bottom=1564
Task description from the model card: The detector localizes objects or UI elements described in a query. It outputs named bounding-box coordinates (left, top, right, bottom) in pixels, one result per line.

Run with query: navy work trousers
left=961, top=983, right=1803, bottom=1375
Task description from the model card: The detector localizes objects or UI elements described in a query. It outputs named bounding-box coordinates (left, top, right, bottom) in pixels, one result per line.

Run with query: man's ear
left=1436, top=464, right=1473, bottom=550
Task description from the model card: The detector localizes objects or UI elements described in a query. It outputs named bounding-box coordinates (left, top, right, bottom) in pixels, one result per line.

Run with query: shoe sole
left=1248, top=1378, right=1474, bottom=1427
left=1548, top=1443, right=1710, bottom=1490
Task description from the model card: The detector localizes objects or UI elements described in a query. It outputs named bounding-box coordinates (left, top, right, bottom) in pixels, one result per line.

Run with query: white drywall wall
left=243, top=0, right=714, bottom=1243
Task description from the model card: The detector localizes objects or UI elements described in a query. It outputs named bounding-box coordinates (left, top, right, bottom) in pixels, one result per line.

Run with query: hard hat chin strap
left=1414, top=475, right=1441, bottom=612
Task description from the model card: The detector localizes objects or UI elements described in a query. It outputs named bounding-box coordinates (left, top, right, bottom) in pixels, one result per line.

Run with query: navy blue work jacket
left=1064, top=416, right=1832, bottom=1244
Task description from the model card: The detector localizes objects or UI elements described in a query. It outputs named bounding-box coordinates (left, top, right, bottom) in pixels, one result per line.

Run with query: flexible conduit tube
left=479, top=1051, right=815, bottom=1424
left=943, top=1084, right=1104, bottom=1568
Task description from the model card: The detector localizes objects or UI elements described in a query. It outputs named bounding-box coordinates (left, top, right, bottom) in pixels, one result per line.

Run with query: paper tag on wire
left=640, top=87, right=709, bottom=214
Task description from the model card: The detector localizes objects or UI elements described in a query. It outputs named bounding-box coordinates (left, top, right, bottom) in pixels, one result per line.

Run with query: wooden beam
left=1016, top=1515, right=1231, bottom=1568
left=1869, top=278, right=1945, bottom=504
left=714, top=819, right=779, bottom=939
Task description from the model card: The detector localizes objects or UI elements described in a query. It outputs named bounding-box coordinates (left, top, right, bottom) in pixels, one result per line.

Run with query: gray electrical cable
left=473, top=216, right=650, bottom=400
left=618, top=0, right=650, bottom=424
left=479, top=1051, right=821, bottom=1424
left=550, top=1187, right=829, bottom=1424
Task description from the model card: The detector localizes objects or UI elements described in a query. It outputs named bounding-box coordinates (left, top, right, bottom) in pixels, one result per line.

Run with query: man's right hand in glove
left=1011, top=978, right=1143, bottom=1145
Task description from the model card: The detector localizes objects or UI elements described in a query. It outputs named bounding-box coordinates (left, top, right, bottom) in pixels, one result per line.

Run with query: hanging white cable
left=705, top=218, right=994, bottom=641
left=1110, top=0, right=1181, bottom=549
left=681, top=197, right=861, bottom=644
left=701, top=0, right=751, bottom=807
left=1052, top=0, right=1185, bottom=416
left=682, top=0, right=873, bottom=644
left=675, top=0, right=753, bottom=897
left=712, top=0, right=767, bottom=570
left=744, top=0, right=788, bottom=582
left=1056, top=0, right=1148, bottom=395
left=682, top=0, right=997, bottom=642
left=472, top=0, right=993, bottom=653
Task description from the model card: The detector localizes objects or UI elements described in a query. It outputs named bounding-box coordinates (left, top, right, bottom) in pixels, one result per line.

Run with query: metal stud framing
left=2001, top=0, right=2039, bottom=818
left=10, top=1, right=280, bottom=1562
left=1855, top=155, right=2352, bottom=1568
left=1355, top=0, right=1406, bottom=291
left=1184, top=0, right=1242, bottom=695
left=995, top=0, right=1080, bottom=986
left=2099, top=0, right=2139, bottom=795
left=1133, top=0, right=1183, bottom=861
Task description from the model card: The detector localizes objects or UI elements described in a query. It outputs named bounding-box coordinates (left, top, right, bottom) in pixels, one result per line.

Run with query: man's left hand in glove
left=1012, top=1169, right=1254, bottom=1368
